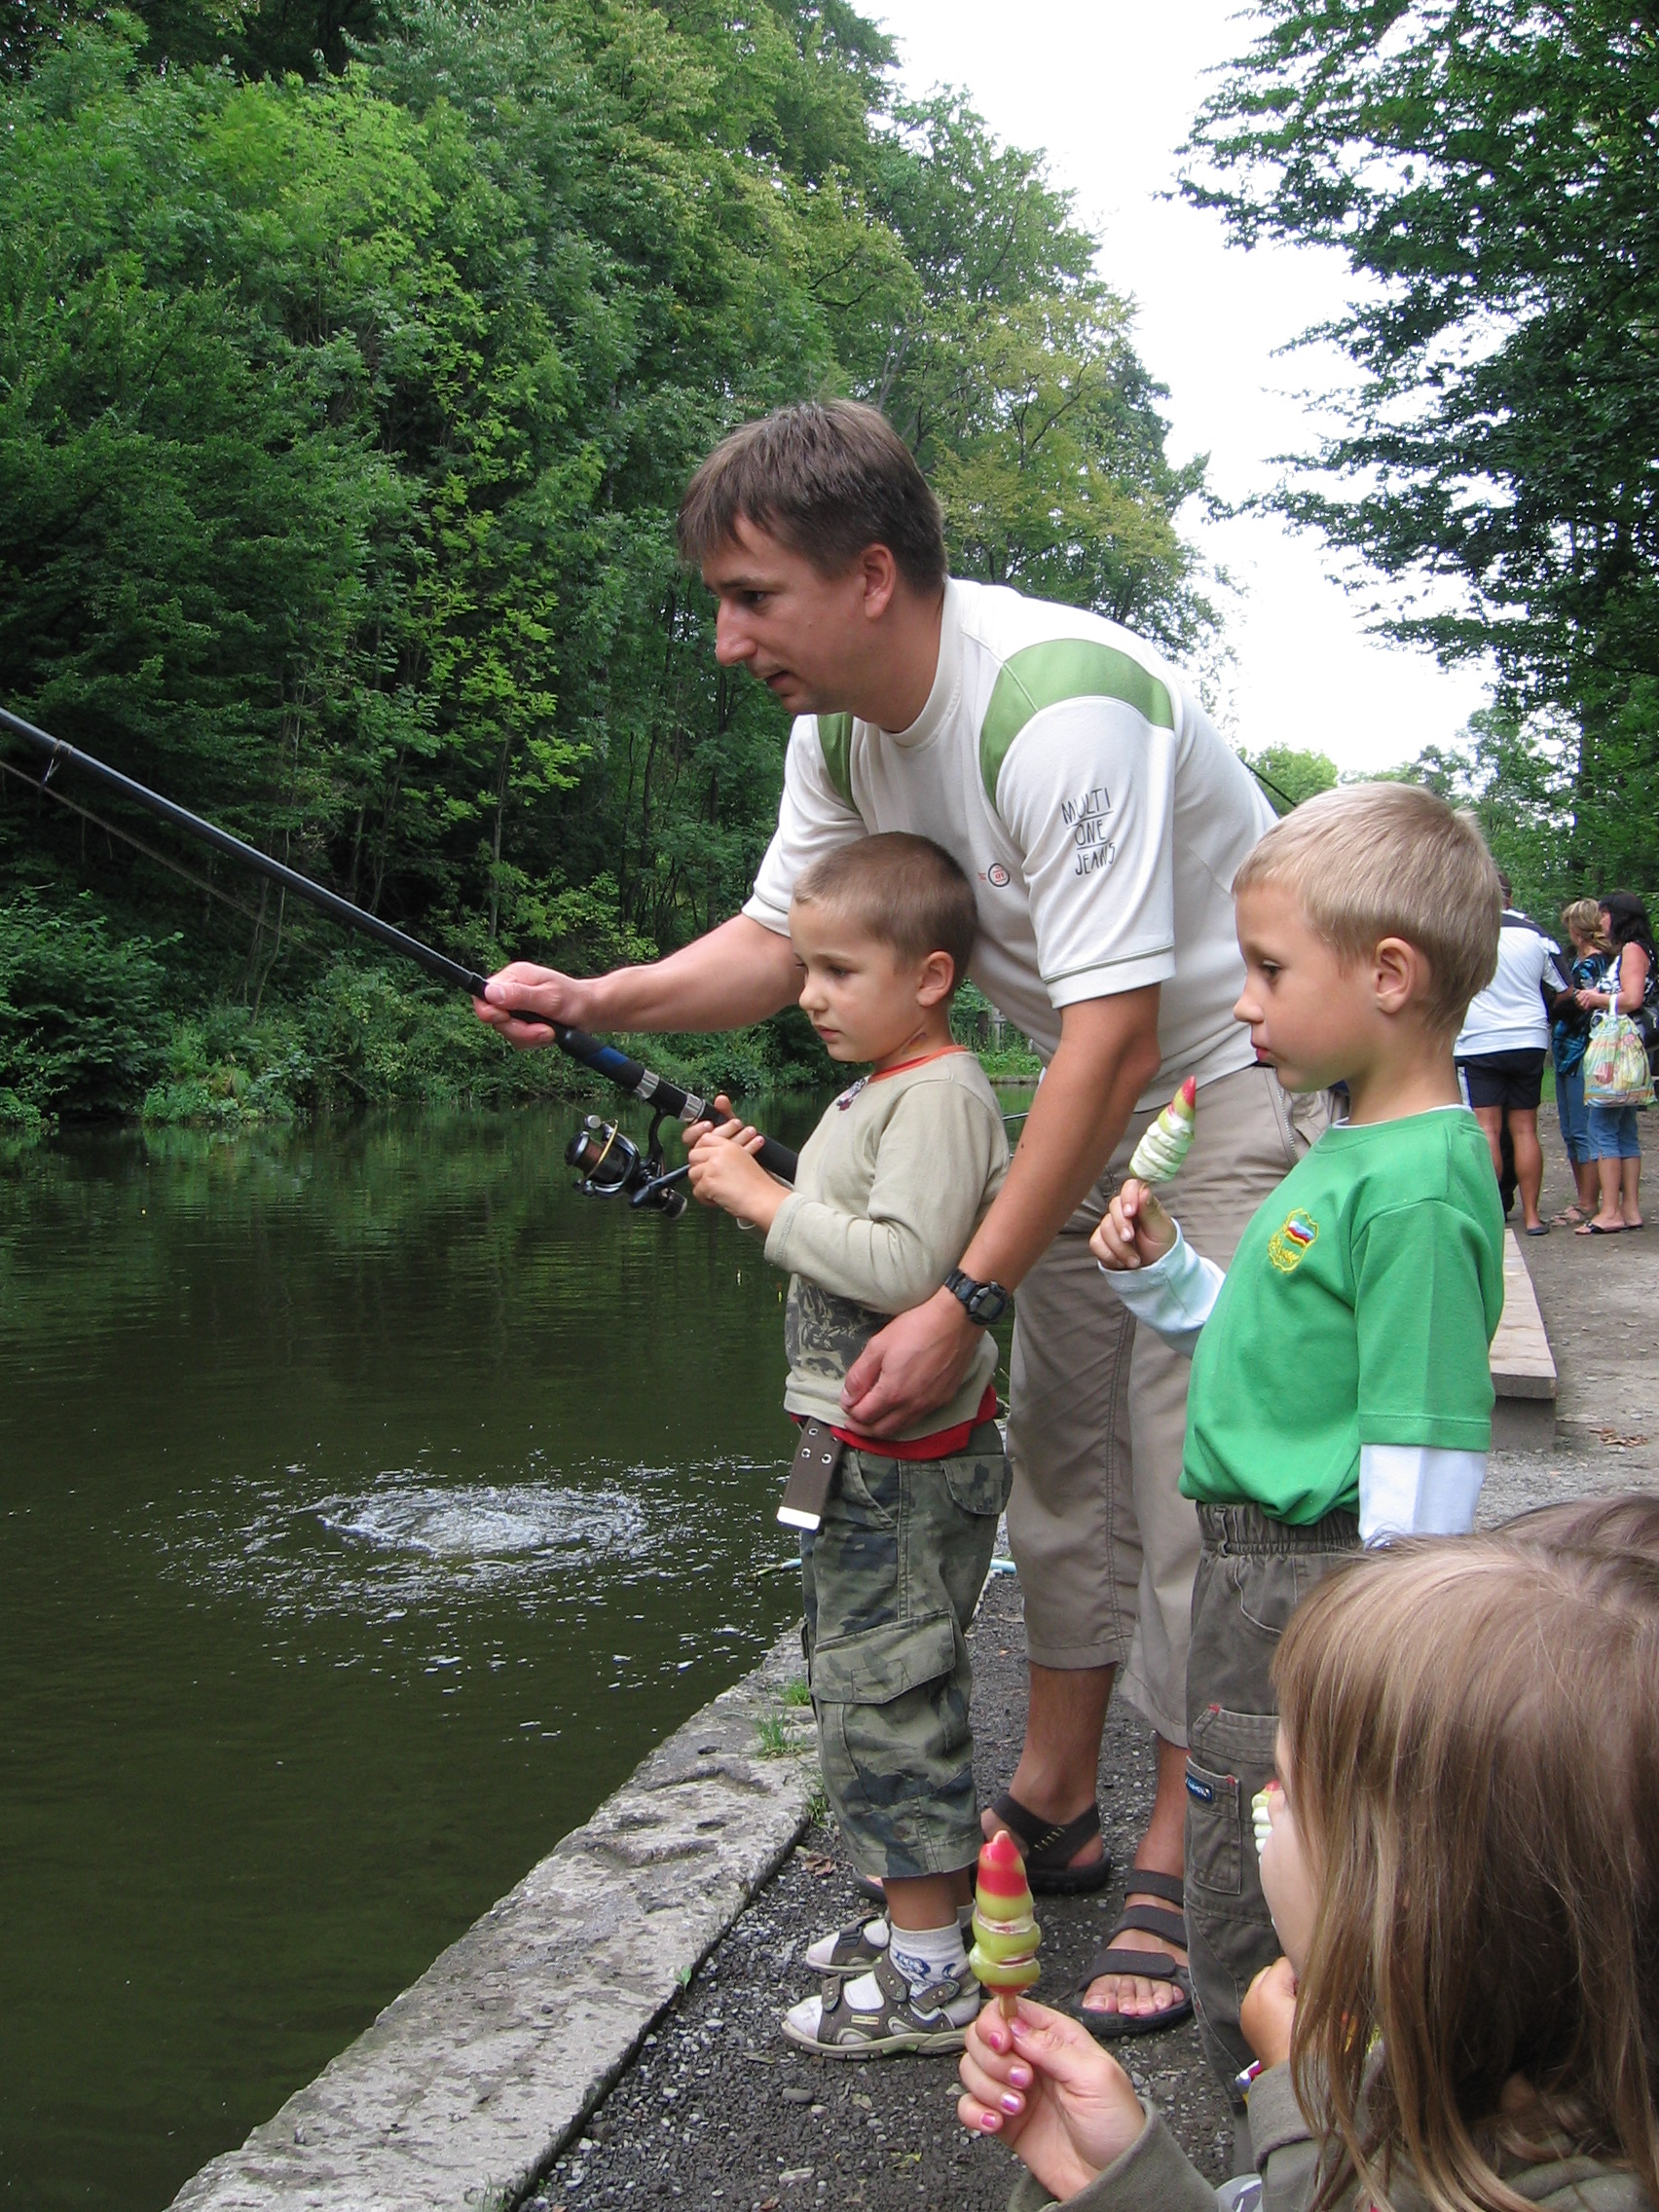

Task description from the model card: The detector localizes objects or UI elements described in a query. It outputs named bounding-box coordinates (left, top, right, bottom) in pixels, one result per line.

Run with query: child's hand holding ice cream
left=1089, top=1181, right=1177, bottom=1272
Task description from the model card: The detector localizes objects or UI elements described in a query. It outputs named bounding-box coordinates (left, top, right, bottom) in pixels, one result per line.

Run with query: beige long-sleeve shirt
left=762, top=1051, right=1008, bottom=1439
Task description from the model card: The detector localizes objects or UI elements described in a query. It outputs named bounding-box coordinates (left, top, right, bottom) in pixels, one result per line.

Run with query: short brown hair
left=678, top=401, right=947, bottom=596
left=791, top=834, right=977, bottom=992
left=1233, top=782, right=1502, bottom=1035
left=1274, top=1542, right=1659, bottom=2212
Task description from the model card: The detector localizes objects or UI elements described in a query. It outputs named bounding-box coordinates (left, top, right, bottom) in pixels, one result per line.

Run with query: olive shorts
left=802, top=1422, right=1012, bottom=1880
left=1007, top=1062, right=1325, bottom=1743
left=1185, top=1501, right=1359, bottom=2088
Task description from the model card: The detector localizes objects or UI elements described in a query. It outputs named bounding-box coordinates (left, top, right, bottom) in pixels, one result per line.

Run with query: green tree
left=1236, top=746, right=1337, bottom=816
left=0, top=5, right=1224, bottom=1122
left=1186, top=0, right=1659, bottom=893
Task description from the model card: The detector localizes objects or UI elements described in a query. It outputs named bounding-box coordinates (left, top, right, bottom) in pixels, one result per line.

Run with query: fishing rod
left=0, top=705, right=798, bottom=1213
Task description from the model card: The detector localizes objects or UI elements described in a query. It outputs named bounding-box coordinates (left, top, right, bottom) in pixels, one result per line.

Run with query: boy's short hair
left=791, top=833, right=977, bottom=992
left=1233, top=782, right=1501, bottom=1034
left=678, top=401, right=948, bottom=597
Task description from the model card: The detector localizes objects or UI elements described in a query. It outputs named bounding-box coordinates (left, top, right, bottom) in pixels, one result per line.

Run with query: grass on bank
left=2, top=894, right=1043, bottom=1148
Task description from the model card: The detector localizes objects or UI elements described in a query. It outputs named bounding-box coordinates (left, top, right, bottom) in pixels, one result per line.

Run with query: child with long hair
left=958, top=1534, right=1659, bottom=2212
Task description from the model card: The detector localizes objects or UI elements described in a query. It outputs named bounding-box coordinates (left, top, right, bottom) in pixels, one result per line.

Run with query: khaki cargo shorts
left=801, top=1422, right=1012, bottom=1880
left=1006, top=1062, right=1326, bottom=1743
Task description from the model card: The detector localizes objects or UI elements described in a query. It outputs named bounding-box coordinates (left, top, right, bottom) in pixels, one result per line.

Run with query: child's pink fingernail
left=1009, top=2063, right=1032, bottom=2087
left=1001, top=2093, right=1022, bottom=2116
left=978, top=2111, right=1000, bottom=2132
left=1010, top=2015, right=1030, bottom=2038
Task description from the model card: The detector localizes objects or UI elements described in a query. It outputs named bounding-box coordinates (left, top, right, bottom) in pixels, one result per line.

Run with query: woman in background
left=1551, top=897, right=1608, bottom=1225
left=1575, top=889, right=1655, bottom=1234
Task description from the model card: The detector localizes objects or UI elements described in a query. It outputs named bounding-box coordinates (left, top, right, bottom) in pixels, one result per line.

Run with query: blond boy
left=687, top=831, right=1010, bottom=2057
left=1089, top=784, right=1506, bottom=2090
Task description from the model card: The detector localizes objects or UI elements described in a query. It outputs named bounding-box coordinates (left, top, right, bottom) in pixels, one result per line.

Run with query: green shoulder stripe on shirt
left=816, top=714, right=855, bottom=807
left=979, top=642, right=1175, bottom=807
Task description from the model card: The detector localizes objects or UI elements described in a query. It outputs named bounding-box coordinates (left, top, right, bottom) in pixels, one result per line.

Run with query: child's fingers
left=1089, top=1210, right=1140, bottom=1272
left=956, top=2089, right=1007, bottom=2136
left=1008, top=2001, right=1130, bottom=2094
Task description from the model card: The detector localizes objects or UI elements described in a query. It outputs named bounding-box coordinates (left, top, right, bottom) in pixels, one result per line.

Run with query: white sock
left=888, top=1920, right=970, bottom=1987
left=845, top=1921, right=976, bottom=2023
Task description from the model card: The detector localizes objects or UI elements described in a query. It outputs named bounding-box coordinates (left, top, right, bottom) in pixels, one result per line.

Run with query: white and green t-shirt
left=743, top=579, right=1275, bottom=1108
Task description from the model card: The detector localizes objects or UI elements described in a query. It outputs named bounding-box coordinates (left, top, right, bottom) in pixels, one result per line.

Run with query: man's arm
left=838, top=987, right=1163, bottom=1436
left=475, top=915, right=801, bottom=1048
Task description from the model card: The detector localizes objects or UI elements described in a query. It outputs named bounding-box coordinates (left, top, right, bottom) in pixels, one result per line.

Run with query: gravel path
left=522, top=1118, right=1659, bottom=2212
left=523, top=1571, right=1233, bottom=2212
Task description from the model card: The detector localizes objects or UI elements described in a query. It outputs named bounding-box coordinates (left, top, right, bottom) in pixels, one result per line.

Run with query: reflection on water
left=0, top=1097, right=826, bottom=2211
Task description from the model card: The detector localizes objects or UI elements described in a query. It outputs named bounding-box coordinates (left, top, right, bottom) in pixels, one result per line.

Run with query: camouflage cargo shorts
left=801, top=1420, right=1011, bottom=1881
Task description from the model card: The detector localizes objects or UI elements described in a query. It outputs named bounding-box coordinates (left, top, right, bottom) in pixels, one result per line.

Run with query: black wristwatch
left=944, top=1268, right=1012, bottom=1326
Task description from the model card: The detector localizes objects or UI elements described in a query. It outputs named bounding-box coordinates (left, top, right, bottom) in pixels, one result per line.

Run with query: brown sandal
left=1066, top=1869, right=1194, bottom=2041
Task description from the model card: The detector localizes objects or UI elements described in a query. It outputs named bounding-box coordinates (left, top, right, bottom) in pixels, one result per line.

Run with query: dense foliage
left=1185, top=0, right=1659, bottom=904
left=0, top=0, right=1211, bottom=1128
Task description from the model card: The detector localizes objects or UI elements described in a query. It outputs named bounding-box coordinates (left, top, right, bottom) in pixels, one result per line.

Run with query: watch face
left=968, top=1284, right=1008, bottom=1323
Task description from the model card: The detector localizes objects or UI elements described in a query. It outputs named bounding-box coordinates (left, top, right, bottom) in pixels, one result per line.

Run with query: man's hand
left=685, top=1117, right=780, bottom=1231
left=1088, top=1179, right=1176, bottom=1272
left=839, top=1286, right=977, bottom=1435
left=1240, top=1957, right=1298, bottom=2072
left=473, top=917, right=803, bottom=1053
left=957, top=1999, right=1146, bottom=2200
left=473, top=961, right=595, bottom=1050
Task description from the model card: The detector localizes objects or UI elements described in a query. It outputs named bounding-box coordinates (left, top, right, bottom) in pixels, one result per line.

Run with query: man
left=478, top=401, right=1312, bottom=2035
left=1453, top=874, right=1566, bottom=1236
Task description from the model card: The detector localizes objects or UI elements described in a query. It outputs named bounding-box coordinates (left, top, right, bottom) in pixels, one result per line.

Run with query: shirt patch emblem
left=985, top=862, right=1011, bottom=888
left=1186, top=1773, right=1215, bottom=1804
left=1268, top=1208, right=1319, bottom=1273
left=836, top=1077, right=869, bottom=1112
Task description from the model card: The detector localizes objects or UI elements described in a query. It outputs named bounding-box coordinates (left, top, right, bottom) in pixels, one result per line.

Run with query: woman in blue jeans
left=1576, top=891, right=1655, bottom=1235
left=1551, top=899, right=1609, bottom=1224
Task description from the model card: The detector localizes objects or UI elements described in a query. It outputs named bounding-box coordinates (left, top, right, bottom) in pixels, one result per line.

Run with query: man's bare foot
left=1082, top=1881, right=1189, bottom=2019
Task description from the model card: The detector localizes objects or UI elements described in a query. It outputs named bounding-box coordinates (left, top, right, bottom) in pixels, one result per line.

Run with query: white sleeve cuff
left=740, top=892, right=793, bottom=938
left=1359, top=1444, right=1487, bottom=1545
left=1099, top=1224, right=1224, bottom=1359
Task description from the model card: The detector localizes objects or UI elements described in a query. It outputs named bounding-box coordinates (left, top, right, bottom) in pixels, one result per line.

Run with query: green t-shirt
left=1181, top=1109, right=1506, bottom=1525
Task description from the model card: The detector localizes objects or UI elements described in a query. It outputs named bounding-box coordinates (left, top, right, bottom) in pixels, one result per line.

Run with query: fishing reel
left=565, top=1110, right=689, bottom=1220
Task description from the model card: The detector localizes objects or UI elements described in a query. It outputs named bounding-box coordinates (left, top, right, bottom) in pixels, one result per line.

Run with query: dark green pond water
left=0, top=1096, right=835, bottom=2210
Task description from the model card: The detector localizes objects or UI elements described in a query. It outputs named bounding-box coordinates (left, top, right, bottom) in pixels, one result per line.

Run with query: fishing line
left=0, top=704, right=799, bottom=1203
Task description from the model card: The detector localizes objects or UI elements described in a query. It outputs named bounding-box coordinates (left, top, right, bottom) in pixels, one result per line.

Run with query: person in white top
left=1452, top=874, right=1567, bottom=1235
left=476, top=401, right=1318, bottom=2035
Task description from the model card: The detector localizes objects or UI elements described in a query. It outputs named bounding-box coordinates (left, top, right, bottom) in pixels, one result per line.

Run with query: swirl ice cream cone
left=1128, top=1076, right=1197, bottom=1185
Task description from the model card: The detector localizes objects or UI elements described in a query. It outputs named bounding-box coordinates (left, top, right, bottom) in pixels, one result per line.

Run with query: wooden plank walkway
left=1492, top=1228, right=1558, bottom=1448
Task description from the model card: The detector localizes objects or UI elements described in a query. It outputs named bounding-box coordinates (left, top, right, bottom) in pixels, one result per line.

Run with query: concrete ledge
left=171, top=1633, right=817, bottom=2212
left=1491, top=1229, right=1557, bottom=1449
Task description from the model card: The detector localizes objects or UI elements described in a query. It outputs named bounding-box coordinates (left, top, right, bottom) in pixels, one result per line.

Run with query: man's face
left=700, top=516, right=878, bottom=717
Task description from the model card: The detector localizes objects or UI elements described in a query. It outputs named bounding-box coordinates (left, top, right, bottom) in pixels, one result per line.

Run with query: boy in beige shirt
left=687, top=832, right=1010, bottom=2057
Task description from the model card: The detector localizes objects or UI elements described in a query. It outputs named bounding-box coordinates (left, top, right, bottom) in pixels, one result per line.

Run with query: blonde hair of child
left=1233, top=784, right=1502, bottom=1035
left=791, top=832, right=977, bottom=992
left=1272, top=1542, right=1659, bottom=2212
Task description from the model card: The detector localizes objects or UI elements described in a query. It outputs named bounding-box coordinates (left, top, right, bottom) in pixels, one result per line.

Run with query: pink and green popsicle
left=968, top=1829, right=1042, bottom=2019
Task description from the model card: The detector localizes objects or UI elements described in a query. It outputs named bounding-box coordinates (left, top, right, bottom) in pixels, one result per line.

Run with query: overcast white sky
left=877, top=0, right=1491, bottom=775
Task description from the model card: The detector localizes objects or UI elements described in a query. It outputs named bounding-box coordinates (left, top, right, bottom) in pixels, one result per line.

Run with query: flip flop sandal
left=983, top=1790, right=1112, bottom=1895
left=1065, top=1869, right=1195, bottom=2042
left=781, top=1947, right=974, bottom=2057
